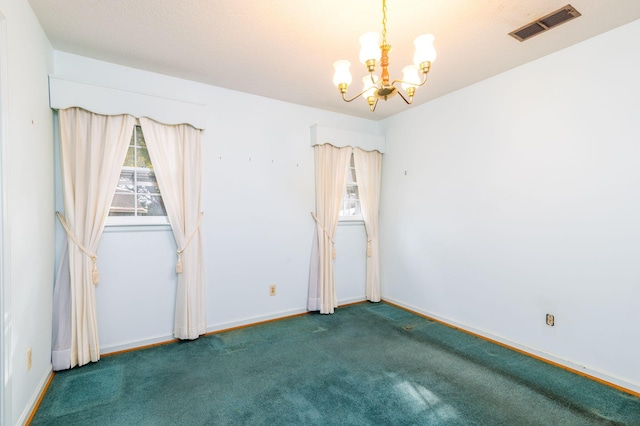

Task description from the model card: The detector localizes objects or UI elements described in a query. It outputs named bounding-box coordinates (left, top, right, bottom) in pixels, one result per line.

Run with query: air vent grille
left=509, top=5, right=581, bottom=42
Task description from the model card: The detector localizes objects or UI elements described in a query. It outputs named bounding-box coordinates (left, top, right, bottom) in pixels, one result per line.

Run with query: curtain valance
left=48, top=75, right=208, bottom=130
left=310, top=125, right=385, bottom=153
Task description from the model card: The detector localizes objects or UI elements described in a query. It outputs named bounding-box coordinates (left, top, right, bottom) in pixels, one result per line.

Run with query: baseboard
left=101, top=334, right=178, bottom=356
left=205, top=298, right=367, bottom=333
left=101, top=306, right=312, bottom=355
left=101, top=299, right=367, bottom=355
left=21, top=366, right=53, bottom=426
left=339, top=297, right=368, bottom=306
left=205, top=306, right=309, bottom=334
left=382, top=297, right=640, bottom=396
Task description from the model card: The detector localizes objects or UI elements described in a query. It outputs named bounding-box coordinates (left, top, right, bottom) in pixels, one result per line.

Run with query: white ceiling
left=28, top=0, right=640, bottom=120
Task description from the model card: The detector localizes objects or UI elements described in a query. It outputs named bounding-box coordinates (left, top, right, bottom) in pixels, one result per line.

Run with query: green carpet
left=32, top=303, right=640, bottom=425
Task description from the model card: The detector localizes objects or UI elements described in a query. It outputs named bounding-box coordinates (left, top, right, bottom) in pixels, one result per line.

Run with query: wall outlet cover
left=546, top=314, right=555, bottom=326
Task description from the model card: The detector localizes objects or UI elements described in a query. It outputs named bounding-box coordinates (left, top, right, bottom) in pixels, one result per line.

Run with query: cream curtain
left=308, top=144, right=351, bottom=314
left=139, top=117, right=205, bottom=339
left=53, top=107, right=135, bottom=370
left=353, top=148, right=382, bottom=302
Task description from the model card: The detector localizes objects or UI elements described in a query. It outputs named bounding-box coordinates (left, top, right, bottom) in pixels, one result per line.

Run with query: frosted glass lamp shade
left=361, top=75, right=379, bottom=100
left=359, top=32, right=380, bottom=64
left=333, top=60, right=353, bottom=86
left=401, top=65, right=420, bottom=90
left=413, top=34, right=437, bottom=65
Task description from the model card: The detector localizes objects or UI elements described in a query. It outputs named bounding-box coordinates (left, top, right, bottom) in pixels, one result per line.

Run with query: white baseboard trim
left=383, top=297, right=640, bottom=395
left=339, top=297, right=367, bottom=306
left=101, top=300, right=369, bottom=355
left=18, top=365, right=52, bottom=426
left=205, top=306, right=309, bottom=334
left=101, top=306, right=313, bottom=355
left=101, top=334, right=177, bottom=355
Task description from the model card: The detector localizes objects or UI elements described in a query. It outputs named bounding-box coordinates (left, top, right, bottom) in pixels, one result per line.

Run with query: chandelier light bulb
left=401, top=65, right=420, bottom=91
left=361, top=75, right=379, bottom=100
left=413, top=34, right=437, bottom=66
left=333, top=60, right=353, bottom=87
left=359, top=32, right=381, bottom=65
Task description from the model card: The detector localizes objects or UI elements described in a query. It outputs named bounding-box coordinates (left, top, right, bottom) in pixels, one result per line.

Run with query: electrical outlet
left=27, top=347, right=32, bottom=371
left=546, top=314, right=555, bottom=327
left=269, top=284, right=276, bottom=296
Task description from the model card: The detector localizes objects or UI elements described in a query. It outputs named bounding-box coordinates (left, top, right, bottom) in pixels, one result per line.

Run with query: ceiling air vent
left=509, top=4, right=581, bottom=42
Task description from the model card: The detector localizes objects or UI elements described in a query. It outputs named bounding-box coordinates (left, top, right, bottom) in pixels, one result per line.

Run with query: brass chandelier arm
left=339, top=75, right=377, bottom=102
left=390, top=72, right=429, bottom=90
left=395, top=89, right=413, bottom=105
left=391, top=71, right=430, bottom=105
left=340, top=89, right=371, bottom=103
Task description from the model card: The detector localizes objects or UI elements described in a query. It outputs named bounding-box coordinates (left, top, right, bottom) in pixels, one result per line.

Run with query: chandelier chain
left=382, top=0, right=388, bottom=47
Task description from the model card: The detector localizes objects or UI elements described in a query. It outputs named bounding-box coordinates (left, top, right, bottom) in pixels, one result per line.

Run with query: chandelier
left=332, top=0, right=437, bottom=112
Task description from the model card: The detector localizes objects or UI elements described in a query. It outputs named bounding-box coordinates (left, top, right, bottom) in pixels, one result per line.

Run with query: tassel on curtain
left=311, top=212, right=337, bottom=259
left=176, top=212, right=204, bottom=274
left=56, top=212, right=100, bottom=284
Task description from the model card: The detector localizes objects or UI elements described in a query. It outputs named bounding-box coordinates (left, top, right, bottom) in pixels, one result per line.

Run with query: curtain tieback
left=176, top=212, right=204, bottom=274
left=310, top=212, right=336, bottom=259
left=56, top=211, right=100, bottom=284
left=367, top=239, right=372, bottom=257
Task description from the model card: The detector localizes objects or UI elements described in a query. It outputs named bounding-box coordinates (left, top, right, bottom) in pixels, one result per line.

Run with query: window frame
left=339, top=152, right=363, bottom=222
left=105, top=124, right=169, bottom=227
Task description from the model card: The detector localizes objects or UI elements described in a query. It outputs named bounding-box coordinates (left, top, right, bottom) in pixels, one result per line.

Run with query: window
left=339, top=153, right=362, bottom=220
left=108, top=125, right=168, bottom=225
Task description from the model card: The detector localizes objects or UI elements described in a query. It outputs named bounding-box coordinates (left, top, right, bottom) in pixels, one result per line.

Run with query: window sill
left=338, top=218, right=364, bottom=226
left=103, top=222, right=172, bottom=233
left=106, top=216, right=169, bottom=226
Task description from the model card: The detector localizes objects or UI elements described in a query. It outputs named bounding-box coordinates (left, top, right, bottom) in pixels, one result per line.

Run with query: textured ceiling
left=28, top=0, right=640, bottom=120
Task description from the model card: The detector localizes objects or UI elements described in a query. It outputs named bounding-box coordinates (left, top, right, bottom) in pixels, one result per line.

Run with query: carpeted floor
left=31, top=302, right=640, bottom=425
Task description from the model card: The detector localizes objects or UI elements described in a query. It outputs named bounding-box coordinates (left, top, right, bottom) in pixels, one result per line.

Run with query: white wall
left=380, top=19, right=640, bottom=392
left=0, top=1, right=54, bottom=425
left=53, top=51, right=376, bottom=352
